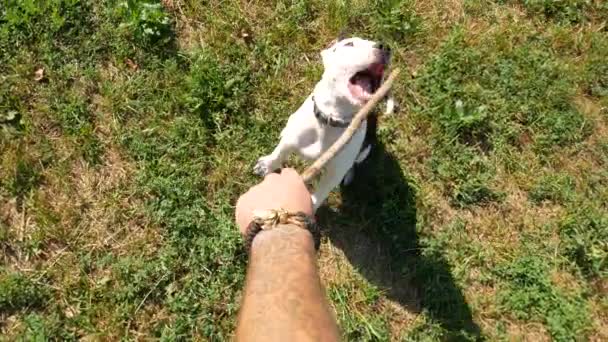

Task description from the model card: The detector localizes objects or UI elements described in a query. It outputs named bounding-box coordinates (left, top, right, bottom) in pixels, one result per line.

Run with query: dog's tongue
left=348, top=73, right=373, bottom=99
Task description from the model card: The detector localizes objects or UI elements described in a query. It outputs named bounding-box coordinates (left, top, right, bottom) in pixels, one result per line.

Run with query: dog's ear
left=320, top=48, right=332, bottom=67
left=321, top=30, right=349, bottom=66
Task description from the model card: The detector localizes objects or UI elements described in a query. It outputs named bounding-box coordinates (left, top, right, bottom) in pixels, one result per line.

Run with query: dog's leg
left=311, top=139, right=362, bottom=211
left=341, top=144, right=371, bottom=186
left=253, top=138, right=293, bottom=176
left=385, top=94, right=396, bottom=115
left=311, top=160, right=345, bottom=211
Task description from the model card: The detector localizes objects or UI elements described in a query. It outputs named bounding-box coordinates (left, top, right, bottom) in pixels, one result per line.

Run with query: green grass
left=1, top=0, right=607, bottom=340
left=495, top=254, right=590, bottom=340
left=0, top=272, right=49, bottom=313
left=560, top=204, right=608, bottom=279
left=512, top=0, right=608, bottom=24
left=529, top=173, right=575, bottom=204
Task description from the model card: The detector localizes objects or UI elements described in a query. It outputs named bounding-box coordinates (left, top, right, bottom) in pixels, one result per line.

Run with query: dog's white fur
left=254, top=37, right=392, bottom=211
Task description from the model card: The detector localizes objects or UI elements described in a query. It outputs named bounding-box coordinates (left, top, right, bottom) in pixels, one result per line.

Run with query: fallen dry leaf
left=34, top=68, right=45, bottom=82
left=240, top=28, right=254, bottom=45
left=125, top=58, right=138, bottom=71
left=64, top=305, right=80, bottom=318
left=161, top=0, right=174, bottom=10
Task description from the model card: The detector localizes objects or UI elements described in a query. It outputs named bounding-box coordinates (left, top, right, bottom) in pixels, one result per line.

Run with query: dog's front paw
left=385, top=96, right=397, bottom=115
left=253, top=157, right=273, bottom=177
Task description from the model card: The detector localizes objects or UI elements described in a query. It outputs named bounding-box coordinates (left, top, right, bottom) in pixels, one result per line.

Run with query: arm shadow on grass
left=317, top=138, right=482, bottom=340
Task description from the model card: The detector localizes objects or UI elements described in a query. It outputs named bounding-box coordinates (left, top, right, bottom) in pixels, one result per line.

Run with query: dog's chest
left=299, top=118, right=367, bottom=161
left=318, top=125, right=347, bottom=149
left=288, top=96, right=367, bottom=161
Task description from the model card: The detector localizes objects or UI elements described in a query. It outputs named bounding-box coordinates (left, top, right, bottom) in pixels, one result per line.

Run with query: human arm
left=234, top=169, right=339, bottom=342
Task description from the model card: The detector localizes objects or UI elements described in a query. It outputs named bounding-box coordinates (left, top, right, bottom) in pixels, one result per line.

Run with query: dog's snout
left=373, top=42, right=391, bottom=53
left=373, top=42, right=391, bottom=64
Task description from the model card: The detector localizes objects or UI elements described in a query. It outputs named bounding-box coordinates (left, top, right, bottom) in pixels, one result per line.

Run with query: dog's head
left=320, top=37, right=391, bottom=107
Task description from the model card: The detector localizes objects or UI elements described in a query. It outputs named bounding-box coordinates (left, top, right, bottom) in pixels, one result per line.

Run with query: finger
left=280, top=168, right=301, bottom=179
left=281, top=168, right=310, bottom=193
left=301, top=197, right=314, bottom=216
left=235, top=196, right=250, bottom=234
left=263, top=172, right=281, bottom=182
left=280, top=168, right=307, bottom=186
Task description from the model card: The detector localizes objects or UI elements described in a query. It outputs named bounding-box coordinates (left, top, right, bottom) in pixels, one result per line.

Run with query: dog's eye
left=343, top=42, right=354, bottom=47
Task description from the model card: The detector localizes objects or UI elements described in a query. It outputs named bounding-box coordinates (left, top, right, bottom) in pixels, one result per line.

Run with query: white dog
left=254, top=37, right=393, bottom=211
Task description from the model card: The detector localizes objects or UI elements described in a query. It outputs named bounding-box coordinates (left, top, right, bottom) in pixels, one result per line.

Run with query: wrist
left=251, top=224, right=314, bottom=253
left=244, top=210, right=319, bottom=254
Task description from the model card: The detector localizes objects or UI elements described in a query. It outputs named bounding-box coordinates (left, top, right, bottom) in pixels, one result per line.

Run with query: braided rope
left=244, top=209, right=320, bottom=253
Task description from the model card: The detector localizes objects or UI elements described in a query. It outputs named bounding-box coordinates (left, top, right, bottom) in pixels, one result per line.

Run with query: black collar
left=312, top=96, right=350, bottom=128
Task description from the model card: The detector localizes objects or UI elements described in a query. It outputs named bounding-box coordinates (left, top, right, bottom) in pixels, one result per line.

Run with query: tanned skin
left=234, top=169, right=339, bottom=342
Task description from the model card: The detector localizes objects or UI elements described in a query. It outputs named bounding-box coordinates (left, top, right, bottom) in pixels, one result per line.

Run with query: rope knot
left=252, top=209, right=308, bottom=231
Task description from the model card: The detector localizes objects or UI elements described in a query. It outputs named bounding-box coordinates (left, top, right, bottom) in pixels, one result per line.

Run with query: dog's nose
left=373, top=42, right=391, bottom=53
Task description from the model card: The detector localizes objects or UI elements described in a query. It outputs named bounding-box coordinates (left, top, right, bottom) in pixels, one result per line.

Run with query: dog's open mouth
left=348, top=62, right=385, bottom=102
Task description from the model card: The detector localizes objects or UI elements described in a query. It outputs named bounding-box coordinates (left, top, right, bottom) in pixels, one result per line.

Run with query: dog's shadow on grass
left=317, top=141, right=482, bottom=340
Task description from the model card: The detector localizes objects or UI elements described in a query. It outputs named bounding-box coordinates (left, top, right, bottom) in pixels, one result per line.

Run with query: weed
left=495, top=255, right=590, bottom=341
left=0, top=110, right=23, bottom=136
left=50, top=91, right=104, bottom=164
left=116, top=0, right=173, bottom=48
left=6, top=156, right=42, bottom=199
left=415, top=26, right=592, bottom=205
left=428, top=141, right=503, bottom=207
left=417, top=28, right=590, bottom=151
left=584, top=33, right=608, bottom=99
left=0, top=0, right=94, bottom=49
left=529, top=173, right=575, bottom=204
left=0, top=272, right=49, bottom=313
left=53, top=96, right=92, bottom=136
left=19, top=313, right=75, bottom=340
left=327, top=282, right=390, bottom=341
left=368, top=0, right=421, bottom=43
left=514, top=0, right=608, bottom=24
left=559, top=205, right=608, bottom=279
left=185, top=50, right=253, bottom=129
left=404, top=317, right=451, bottom=341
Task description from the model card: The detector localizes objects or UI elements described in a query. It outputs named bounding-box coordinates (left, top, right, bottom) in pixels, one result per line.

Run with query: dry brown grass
left=505, top=322, right=551, bottom=342
left=318, top=237, right=418, bottom=339
left=413, top=0, right=464, bottom=32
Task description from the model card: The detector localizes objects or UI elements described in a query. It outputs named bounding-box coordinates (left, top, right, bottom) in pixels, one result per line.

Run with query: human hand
left=235, top=168, right=313, bottom=236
